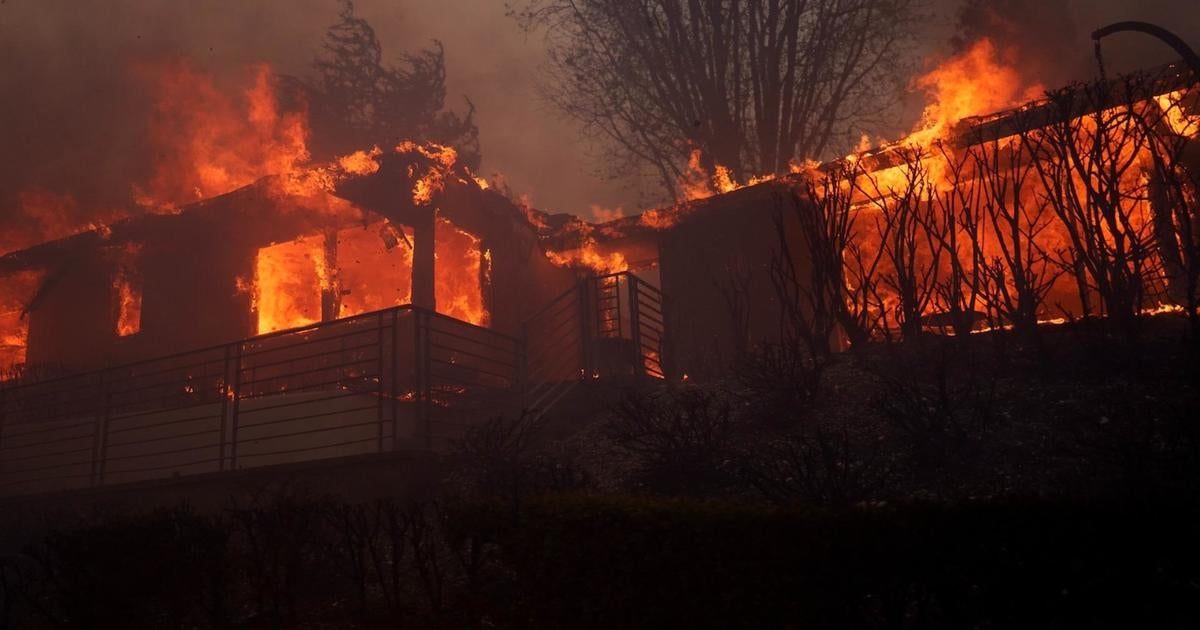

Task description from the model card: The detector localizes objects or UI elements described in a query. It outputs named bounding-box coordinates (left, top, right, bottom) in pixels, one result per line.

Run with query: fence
left=0, top=306, right=521, bottom=496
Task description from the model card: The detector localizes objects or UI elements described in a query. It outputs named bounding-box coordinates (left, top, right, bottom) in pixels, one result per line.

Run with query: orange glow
left=249, top=218, right=490, bottom=332
left=590, top=205, right=625, bottom=222
left=253, top=235, right=326, bottom=334
left=825, top=43, right=1199, bottom=335
left=337, top=146, right=383, bottom=176
left=435, top=218, right=489, bottom=326
left=638, top=206, right=683, bottom=230
left=397, top=141, right=458, bottom=206
left=906, top=38, right=1044, bottom=149
left=678, top=148, right=744, bottom=201
left=337, top=221, right=414, bottom=318
left=2, top=190, right=125, bottom=258
left=134, top=61, right=311, bottom=211
left=545, top=245, right=628, bottom=274
left=1156, top=90, right=1200, bottom=138
left=0, top=271, right=45, bottom=372
left=113, top=244, right=144, bottom=337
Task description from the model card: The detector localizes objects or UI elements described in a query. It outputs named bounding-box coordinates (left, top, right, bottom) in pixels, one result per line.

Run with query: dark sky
left=0, top=0, right=1197, bottom=236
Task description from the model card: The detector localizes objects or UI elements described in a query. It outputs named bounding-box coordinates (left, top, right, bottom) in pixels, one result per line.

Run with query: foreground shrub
left=737, top=428, right=893, bottom=507
left=605, top=387, right=741, bottom=494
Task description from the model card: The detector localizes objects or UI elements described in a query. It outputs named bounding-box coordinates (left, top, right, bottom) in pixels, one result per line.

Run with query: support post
left=95, top=370, right=111, bottom=486
left=218, top=344, right=231, bottom=472
left=412, top=210, right=437, bottom=311
left=320, top=228, right=342, bottom=322
left=229, top=345, right=243, bottom=470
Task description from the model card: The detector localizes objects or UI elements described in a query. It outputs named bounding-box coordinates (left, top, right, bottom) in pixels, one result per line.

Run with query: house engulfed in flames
left=0, top=51, right=1196, bottom=495
left=0, top=145, right=576, bottom=373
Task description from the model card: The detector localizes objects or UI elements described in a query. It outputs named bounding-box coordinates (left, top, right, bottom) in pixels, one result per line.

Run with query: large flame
left=905, top=38, right=1045, bottom=148
left=253, top=235, right=328, bottom=334
left=134, top=61, right=311, bottom=211
left=435, top=218, right=489, bottom=326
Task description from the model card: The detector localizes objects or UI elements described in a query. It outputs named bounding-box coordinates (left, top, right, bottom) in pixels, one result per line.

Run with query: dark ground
left=1, top=313, right=1198, bottom=628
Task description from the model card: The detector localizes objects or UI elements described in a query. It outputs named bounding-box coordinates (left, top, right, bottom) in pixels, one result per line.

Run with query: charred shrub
left=605, top=387, right=741, bottom=495
left=870, top=341, right=997, bottom=475
left=738, top=429, right=892, bottom=507
left=17, top=508, right=229, bottom=629
left=227, top=488, right=340, bottom=627
left=734, top=341, right=826, bottom=427
left=1059, top=380, right=1200, bottom=501
left=453, top=412, right=594, bottom=505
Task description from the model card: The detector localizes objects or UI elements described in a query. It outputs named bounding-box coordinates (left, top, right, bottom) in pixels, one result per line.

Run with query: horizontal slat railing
left=0, top=304, right=522, bottom=496
left=521, top=271, right=670, bottom=420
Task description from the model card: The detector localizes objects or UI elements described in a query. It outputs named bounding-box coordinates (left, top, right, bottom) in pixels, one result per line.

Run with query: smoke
left=948, top=0, right=1200, bottom=88
left=0, top=0, right=330, bottom=251
left=1, top=0, right=1197, bottom=255
left=0, top=0, right=658, bottom=255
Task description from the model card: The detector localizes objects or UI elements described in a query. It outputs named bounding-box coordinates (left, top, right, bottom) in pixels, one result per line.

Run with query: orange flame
left=0, top=271, right=45, bottom=371
left=113, top=244, right=144, bottom=337
left=545, top=245, right=628, bottom=274
left=133, top=61, right=311, bottom=211
left=906, top=38, right=1045, bottom=149
left=253, top=235, right=327, bottom=334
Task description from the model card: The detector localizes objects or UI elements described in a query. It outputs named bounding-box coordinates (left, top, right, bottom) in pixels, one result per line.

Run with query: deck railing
left=523, top=271, right=668, bottom=415
left=0, top=305, right=521, bottom=496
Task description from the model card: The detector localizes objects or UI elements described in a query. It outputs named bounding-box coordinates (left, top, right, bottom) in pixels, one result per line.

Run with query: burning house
left=0, top=46, right=1196, bottom=496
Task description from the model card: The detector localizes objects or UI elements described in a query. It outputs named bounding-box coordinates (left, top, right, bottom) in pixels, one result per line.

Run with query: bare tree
left=926, top=140, right=989, bottom=336
left=1035, top=79, right=1161, bottom=338
left=854, top=148, right=944, bottom=340
left=511, top=0, right=922, bottom=198
left=967, top=114, right=1060, bottom=339
left=768, top=163, right=887, bottom=355
left=1139, top=85, right=1200, bottom=340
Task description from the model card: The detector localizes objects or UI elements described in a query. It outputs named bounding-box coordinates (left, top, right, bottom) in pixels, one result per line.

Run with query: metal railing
left=0, top=305, right=521, bottom=496
left=590, top=272, right=666, bottom=380
left=523, top=271, right=668, bottom=417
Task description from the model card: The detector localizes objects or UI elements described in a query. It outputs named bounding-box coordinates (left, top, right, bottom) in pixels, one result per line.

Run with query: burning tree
left=283, top=0, right=480, bottom=168
left=790, top=60, right=1198, bottom=346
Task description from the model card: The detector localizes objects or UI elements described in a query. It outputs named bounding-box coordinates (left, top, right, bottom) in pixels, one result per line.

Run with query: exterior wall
left=23, top=190, right=293, bottom=372
left=11, top=178, right=579, bottom=373
left=25, top=249, right=118, bottom=370
left=658, top=182, right=811, bottom=380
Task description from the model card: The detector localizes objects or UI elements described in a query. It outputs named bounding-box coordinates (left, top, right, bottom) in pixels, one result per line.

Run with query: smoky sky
left=0, top=0, right=1198, bottom=239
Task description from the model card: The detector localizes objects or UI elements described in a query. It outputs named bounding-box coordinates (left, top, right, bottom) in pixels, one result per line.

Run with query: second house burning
left=0, top=31, right=1197, bottom=496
